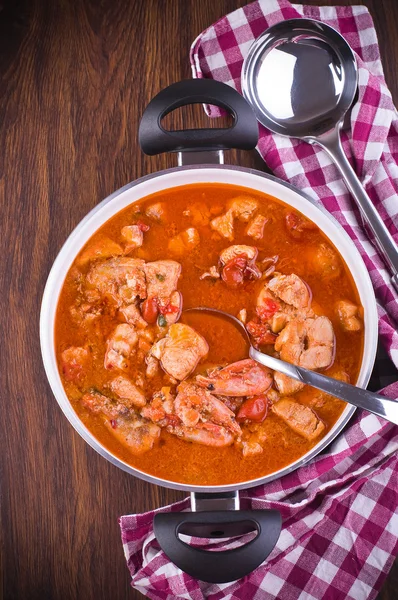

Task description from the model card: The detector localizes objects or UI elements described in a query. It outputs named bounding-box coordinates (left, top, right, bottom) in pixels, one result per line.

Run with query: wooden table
left=1, top=0, right=397, bottom=598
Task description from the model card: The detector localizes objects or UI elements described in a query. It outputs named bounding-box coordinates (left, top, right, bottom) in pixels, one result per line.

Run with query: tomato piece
left=246, top=320, right=277, bottom=345
left=136, top=220, right=150, bottom=232
left=256, top=299, right=280, bottom=322
left=141, top=297, right=158, bottom=323
left=237, top=396, right=268, bottom=422
left=221, top=257, right=247, bottom=287
left=158, top=302, right=179, bottom=315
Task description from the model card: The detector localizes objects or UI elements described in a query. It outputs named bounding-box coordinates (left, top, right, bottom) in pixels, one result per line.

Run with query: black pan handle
left=154, top=509, right=281, bottom=583
left=139, top=79, right=259, bottom=155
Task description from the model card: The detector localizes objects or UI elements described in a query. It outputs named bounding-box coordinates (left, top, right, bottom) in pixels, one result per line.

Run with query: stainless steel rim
left=40, top=164, right=377, bottom=493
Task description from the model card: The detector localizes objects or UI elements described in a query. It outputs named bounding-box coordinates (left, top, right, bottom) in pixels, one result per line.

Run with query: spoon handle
left=250, top=347, right=398, bottom=426
left=312, top=124, right=398, bottom=292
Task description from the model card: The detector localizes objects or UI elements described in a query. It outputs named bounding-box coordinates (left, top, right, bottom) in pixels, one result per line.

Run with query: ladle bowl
left=242, top=18, right=398, bottom=291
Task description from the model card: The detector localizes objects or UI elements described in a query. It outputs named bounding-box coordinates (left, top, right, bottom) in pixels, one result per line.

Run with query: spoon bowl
left=187, top=307, right=398, bottom=426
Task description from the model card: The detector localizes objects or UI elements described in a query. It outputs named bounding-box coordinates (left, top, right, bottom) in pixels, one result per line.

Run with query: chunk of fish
left=109, top=375, right=146, bottom=408
left=245, top=214, right=268, bottom=240
left=121, top=225, right=144, bottom=251
left=104, top=416, right=160, bottom=454
left=272, top=398, right=325, bottom=441
left=313, top=243, right=341, bottom=279
left=86, top=257, right=147, bottom=306
left=104, top=324, right=138, bottom=370
left=61, top=346, right=91, bottom=383
left=144, top=260, right=181, bottom=301
left=335, top=300, right=362, bottom=332
left=210, top=210, right=234, bottom=241
left=229, top=196, right=258, bottom=222
left=183, top=202, right=210, bottom=226
left=150, top=323, right=209, bottom=380
left=267, top=273, right=311, bottom=309
left=275, top=316, right=335, bottom=370
left=210, top=196, right=258, bottom=241
left=82, top=389, right=160, bottom=454
left=196, top=359, right=273, bottom=397
left=145, top=354, right=159, bottom=378
left=77, top=237, right=123, bottom=267
left=120, top=303, right=148, bottom=329
left=273, top=372, right=305, bottom=395
left=168, top=228, right=200, bottom=256
left=256, top=283, right=314, bottom=333
left=145, top=202, right=165, bottom=221
left=141, top=387, right=175, bottom=424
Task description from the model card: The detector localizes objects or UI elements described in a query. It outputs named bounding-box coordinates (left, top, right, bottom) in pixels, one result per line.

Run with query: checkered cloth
left=120, top=3, right=398, bottom=598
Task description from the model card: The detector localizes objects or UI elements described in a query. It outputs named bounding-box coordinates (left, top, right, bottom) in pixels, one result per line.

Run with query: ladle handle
left=250, top=347, right=398, bottom=426
left=313, top=125, right=398, bottom=292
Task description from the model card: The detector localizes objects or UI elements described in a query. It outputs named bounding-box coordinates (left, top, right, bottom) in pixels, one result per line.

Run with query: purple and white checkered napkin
left=120, top=3, right=398, bottom=598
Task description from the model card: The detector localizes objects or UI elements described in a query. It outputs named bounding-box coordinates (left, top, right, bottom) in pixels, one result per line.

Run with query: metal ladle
left=188, top=307, right=398, bottom=426
left=242, top=18, right=398, bottom=291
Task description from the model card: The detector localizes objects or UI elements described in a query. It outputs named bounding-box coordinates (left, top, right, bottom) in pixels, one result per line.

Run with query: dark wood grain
left=0, top=1, right=396, bottom=598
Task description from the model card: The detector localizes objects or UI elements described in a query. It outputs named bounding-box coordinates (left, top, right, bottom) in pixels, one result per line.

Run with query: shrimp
left=275, top=316, right=335, bottom=370
left=150, top=323, right=209, bottom=381
left=104, top=324, right=138, bottom=370
left=196, top=359, right=273, bottom=397
left=141, top=387, right=175, bottom=424
left=81, top=389, right=131, bottom=418
left=86, top=257, right=147, bottom=306
left=141, top=383, right=240, bottom=447
left=174, top=382, right=241, bottom=435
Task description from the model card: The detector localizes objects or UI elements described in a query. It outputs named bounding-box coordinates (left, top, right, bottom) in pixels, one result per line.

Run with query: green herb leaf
left=158, top=314, right=167, bottom=327
left=156, top=273, right=165, bottom=282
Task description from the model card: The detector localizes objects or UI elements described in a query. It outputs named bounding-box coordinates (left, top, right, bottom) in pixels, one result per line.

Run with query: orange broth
left=55, top=183, right=364, bottom=485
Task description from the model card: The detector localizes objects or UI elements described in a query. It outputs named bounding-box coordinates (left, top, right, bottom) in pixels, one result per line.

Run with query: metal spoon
left=187, top=307, right=398, bottom=426
left=241, top=18, right=398, bottom=292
